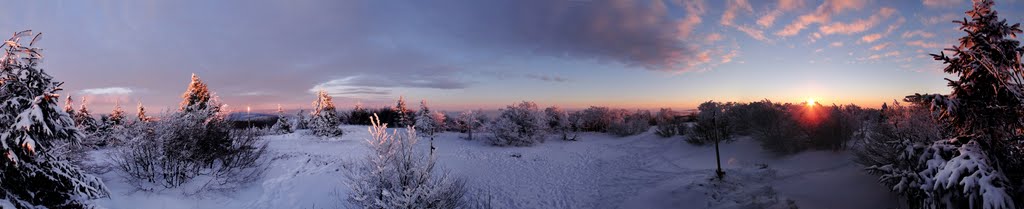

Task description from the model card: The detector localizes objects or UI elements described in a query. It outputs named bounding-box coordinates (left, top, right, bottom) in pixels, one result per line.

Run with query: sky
left=2, top=0, right=1022, bottom=113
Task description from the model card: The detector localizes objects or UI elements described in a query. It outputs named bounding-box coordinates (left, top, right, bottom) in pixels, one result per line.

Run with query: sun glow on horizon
left=806, top=98, right=816, bottom=106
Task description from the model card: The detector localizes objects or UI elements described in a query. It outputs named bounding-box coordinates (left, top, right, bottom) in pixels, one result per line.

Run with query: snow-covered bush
left=348, top=114, right=466, bottom=208
left=544, top=106, right=577, bottom=141
left=294, top=109, right=309, bottom=130
left=455, top=110, right=486, bottom=140
left=488, top=101, right=545, bottom=146
left=689, top=101, right=733, bottom=145
left=577, top=106, right=612, bottom=132
left=309, top=89, right=343, bottom=137
left=607, top=109, right=650, bottom=137
left=270, top=104, right=293, bottom=134
left=0, top=30, right=108, bottom=208
left=743, top=100, right=804, bottom=154
left=855, top=101, right=944, bottom=167
left=867, top=1, right=1024, bottom=208
left=112, top=74, right=268, bottom=191
left=654, top=108, right=681, bottom=138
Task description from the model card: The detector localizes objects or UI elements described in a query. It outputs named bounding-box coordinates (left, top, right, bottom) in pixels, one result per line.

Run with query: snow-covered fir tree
left=415, top=100, right=445, bottom=139
left=136, top=101, right=149, bottom=122
left=395, top=96, right=414, bottom=127
left=349, top=101, right=372, bottom=125
left=0, top=30, right=108, bottom=208
left=64, top=95, right=75, bottom=116
left=295, top=109, right=309, bottom=130
left=108, top=100, right=125, bottom=127
left=867, top=1, right=1021, bottom=208
left=180, top=73, right=214, bottom=113
left=310, top=89, right=343, bottom=137
left=74, top=97, right=99, bottom=133
left=271, top=104, right=293, bottom=134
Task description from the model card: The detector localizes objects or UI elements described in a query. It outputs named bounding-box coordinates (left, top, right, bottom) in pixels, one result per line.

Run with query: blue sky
left=2, top=0, right=1022, bottom=113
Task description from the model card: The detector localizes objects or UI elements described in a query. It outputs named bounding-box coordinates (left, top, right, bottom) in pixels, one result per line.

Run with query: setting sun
left=806, top=98, right=816, bottom=106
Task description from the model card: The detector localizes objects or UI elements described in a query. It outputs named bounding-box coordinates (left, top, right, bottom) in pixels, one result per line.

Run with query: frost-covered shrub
left=689, top=101, right=733, bottom=145
left=0, top=30, right=108, bottom=208
left=607, top=109, right=650, bottom=137
left=743, top=101, right=805, bottom=154
left=544, top=106, right=577, bottom=141
left=487, top=101, right=544, bottom=146
left=112, top=74, right=268, bottom=191
left=578, top=106, right=613, bottom=132
left=348, top=114, right=466, bottom=209
left=455, top=110, right=486, bottom=140
left=654, top=108, right=680, bottom=138
left=310, top=89, right=343, bottom=137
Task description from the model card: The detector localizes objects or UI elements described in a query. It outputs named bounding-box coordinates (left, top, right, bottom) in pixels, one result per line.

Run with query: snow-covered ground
left=87, top=126, right=897, bottom=209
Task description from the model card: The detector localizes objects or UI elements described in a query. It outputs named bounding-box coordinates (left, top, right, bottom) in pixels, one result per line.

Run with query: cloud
left=81, top=87, right=134, bottom=95
left=721, top=50, right=739, bottom=64
left=860, top=33, right=883, bottom=43
left=923, top=0, right=964, bottom=7
left=871, top=43, right=891, bottom=51
left=735, top=25, right=770, bottom=42
left=776, top=0, right=867, bottom=36
left=830, top=41, right=844, bottom=47
left=677, top=0, right=707, bottom=40
left=902, top=30, right=936, bottom=39
left=906, top=40, right=945, bottom=49
left=525, top=74, right=569, bottom=82
left=921, top=13, right=961, bottom=25
left=721, top=0, right=753, bottom=26
left=313, top=73, right=469, bottom=90
left=818, top=7, right=896, bottom=35
left=705, top=33, right=723, bottom=42
left=757, top=0, right=806, bottom=27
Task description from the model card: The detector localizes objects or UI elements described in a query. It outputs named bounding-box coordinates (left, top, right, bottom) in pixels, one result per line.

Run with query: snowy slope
left=86, top=126, right=897, bottom=209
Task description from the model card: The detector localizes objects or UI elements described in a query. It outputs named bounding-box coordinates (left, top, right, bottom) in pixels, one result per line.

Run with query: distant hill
left=226, top=112, right=279, bottom=129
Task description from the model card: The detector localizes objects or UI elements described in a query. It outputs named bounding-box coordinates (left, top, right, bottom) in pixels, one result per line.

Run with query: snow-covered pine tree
left=295, top=109, right=309, bottom=130
left=395, top=96, right=414, bottom=127
left=415, top=100, right=445, bottom=138
left=136, top=101, right=149, bottom=122
left=310, top=89, right=343, bottom=137
left=0, top=30, right=108, bottom=208
left=181, top=73, right=214, bottom=113
left=74, top=97, right=98, bottom=133
left=64, top=95, right=75, bottom=116
left=868, top=1, right=1021, bottom=208
left=271, top=104, right=293, bottom=134
left=349, top=101, right=372, bottom=125
left=109, top=100, right=125, bottom=127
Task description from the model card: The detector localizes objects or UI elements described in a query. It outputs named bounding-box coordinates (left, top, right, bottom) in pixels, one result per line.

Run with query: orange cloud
left=819, top=7, right=896, bottom=35
left=860, top=33, right=882, bottom=43
left=830, top=41, right=844, bottom=47
left=870, top=43, right=891, bottom=51
left=721, top=0, right=752, bottom=26
left=757, top=0, right=806, bottom=27
left=676, top=0, right=706, bottom=39
left=906, top=40, right=945, bottom=49
left=736, top=25, right=769, bottom=41
left=776, top=0, right=867, bottom=36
